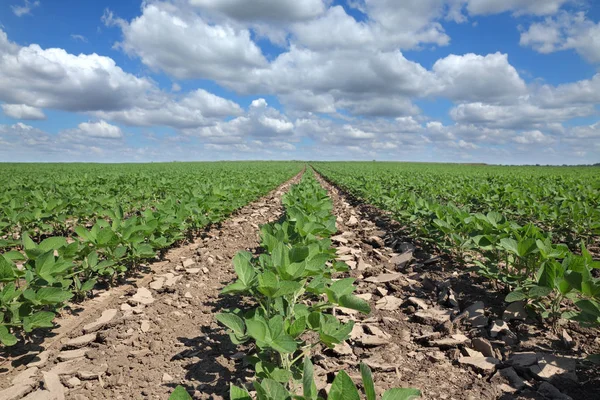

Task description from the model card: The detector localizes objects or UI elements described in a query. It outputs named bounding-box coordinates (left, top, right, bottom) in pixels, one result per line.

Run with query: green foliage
left=313, top=162, right=600, bottom=331
left=217, top=173, right=419, bottom=398
left=0, top=162, right=302, bottom=347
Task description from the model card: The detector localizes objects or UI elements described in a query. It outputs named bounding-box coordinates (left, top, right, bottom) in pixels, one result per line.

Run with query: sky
left=0, top=0, right=599, bottom=164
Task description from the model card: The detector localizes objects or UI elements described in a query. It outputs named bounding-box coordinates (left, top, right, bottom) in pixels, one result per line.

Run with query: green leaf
left=38, top=237, right=68, bottom=252
left=499, top=238, right=519, bottom=255
left=338, top=294, right=371, bottom=314
left=221, top=281, right=247, bottom=294
left=328, top=370, right=360, bottom=400
left=233, top=251, right=255, bottom=287
left=215, top=313, right=246, bottom=336
left=246, top=317, right=268, bottom=343
left=289, top=246, right=309, bottom=263
left=0, top=255, right=16, bottom=282
left=360, top=363, right=376, bottom=400
left=0, top=325, right=18, bottom=346
left=23, top=311, right=55, bottom=332
left=169, top=385, right=193, bottom=400
left=303, top=357, right=317, bottom=400
left=22, top=233, right=37, bottom=250
left=528, top=285, right=553, bottom=298
left=230, top=384, right=252, bottom=400
left=254, top=379, right=292, bottom=400
left=36, top=287, right=73, bottom=305
left=289, top=316, right=306, bottom=338
left=505, top=290, right=527, bottom=302
left=80, top=279, right=97, bottom=292
left=381, top=388, right=422, bottom=400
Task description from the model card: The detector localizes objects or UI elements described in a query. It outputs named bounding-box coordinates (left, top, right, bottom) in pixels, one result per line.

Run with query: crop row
left=0, top=162, right=302, bottom=347
left=169, top=172, right=421, bottom=399
left=312, top=163, right=600, bottom=332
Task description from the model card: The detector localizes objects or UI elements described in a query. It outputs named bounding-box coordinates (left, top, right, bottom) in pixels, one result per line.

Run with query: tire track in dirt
left=313, top=169, right=598, bottom=400
left=0, top=171, right=303, bottom=400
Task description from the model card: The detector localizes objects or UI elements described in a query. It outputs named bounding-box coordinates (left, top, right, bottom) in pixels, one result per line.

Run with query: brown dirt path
left=0, top=172, right=302, bottom=400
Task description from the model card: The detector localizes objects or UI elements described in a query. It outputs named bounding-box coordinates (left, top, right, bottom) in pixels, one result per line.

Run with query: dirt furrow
left=314, top=171, right=599, bottom=400
left=0, top=172, right=302, bottom=400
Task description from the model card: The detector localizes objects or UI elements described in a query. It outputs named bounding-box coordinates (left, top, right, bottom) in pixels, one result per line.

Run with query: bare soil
left=0, top=169, right=598, bottom=400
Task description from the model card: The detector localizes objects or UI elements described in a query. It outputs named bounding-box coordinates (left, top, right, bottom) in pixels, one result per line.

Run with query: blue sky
left=0, top=0, right=599, bottom=164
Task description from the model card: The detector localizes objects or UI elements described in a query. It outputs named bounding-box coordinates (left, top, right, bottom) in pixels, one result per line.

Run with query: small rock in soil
left=82, top=309, right=118, bottom=333
left=503, top=301, right=527, bottom=321
left=347, top=216, right=359, bottom=226
left=364, top=273, right=402, bottom=283
left=162, top=373, right=173, bottom=382
left=42, top=371, right=66, bottom=400
left=64, top=377, right=82, bottom=389
left=561, top=329, right=574, bottom=349
left=181, top=258, right=195, bottom=268
left=414, top=308, right=453, bottom=325
left=464, top=301, right=488, bottom=328
left=140, top=320, right=151, bottom=333
left=389, top=252, right=412, bottom=268
left=27, top=350, right=50, bottom=368
left=490, top=319, right=510, bottom=338
left=408, top=296, right=429, bottom=310
left=185, top=268, right=201, bottom=274
left=356, top=293, right=372, bottom=301
left=130, top=288, right=155, bottom=305
left=57, top=348, right=89, bottom=361
left=0, top=383, right=35, bottom=400
left=376, top=287, right=388, bottom=296
left=12, top=367, right=38, bottom=386
left=462, top=348, right=484, bottom=358
left=538, top=382, right=573, bottom=400
left=493, top=367, right=526, bottom=390
left=458, top=356, right=500, bottom=373
left=333, top=341, right=354, bottom=356
left=429, top=334, right=469, bottom=348
left=331, top=235, right=349, bottom=244
left=375, top=296, right=403, bottom=311
left=368, top=236, right=385, bottom=248
left=471, top=338, right=495, bottom=358
left=509, top=352, right=538, bottom=367
left=530, top=353, right=578, bottom=382
left=22, top=390, right=54, bottom=400
left=149, top=277, right=165, bottom=290
left=63, top=333, right=97, bottom=349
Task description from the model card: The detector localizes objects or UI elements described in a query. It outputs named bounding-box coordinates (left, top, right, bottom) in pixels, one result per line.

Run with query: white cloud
left=11, top=0, right=40, bottom=17
left=70, top=34, right=88, bottom=43
left=0, top=29, right=153, bottom=112
left=71, top=120, right=124, bottom=139
left=94, top=89, right=242, bottom=129
left=432, top=52, right=527, bottom=103
left=190, top=0, right=326, bottom=22
left=111, top=3, right=267, bottom=81
left=1, top=104, right=46, bottom=120
left=464, top=0, right=570, bottom=17
left=513, top=130, right=555, bottom=145
left=520, top=11, right=600, bottom=64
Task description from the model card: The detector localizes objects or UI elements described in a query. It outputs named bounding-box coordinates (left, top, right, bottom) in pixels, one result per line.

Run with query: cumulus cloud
left=69, top=120, right=124, bottom=139
left=190, top=0, right=326, bottom=22
left=520, top=11, right=600, bottom=64
left=109, top=3, right=267, bottom=81
left=1, top=104, right=46, bottom=120
left=0, top=29, right=153, bottom=112
left=432, top=52, right=527, bottom=103
left=94, top=89, right=243, bottom=129
left=463, top=0, right=570, bottom=17
left=513, top=130, right=556, bottom=145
